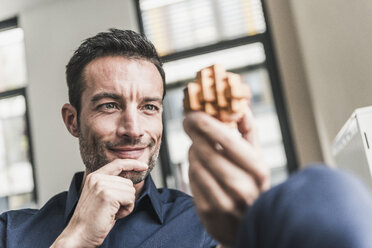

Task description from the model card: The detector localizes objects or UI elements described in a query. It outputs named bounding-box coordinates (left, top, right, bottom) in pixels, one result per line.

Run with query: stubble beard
left=78, top=130, right=160, bottom=184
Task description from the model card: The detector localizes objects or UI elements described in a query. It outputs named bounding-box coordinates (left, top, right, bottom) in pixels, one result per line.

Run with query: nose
left=117, top=105, right=144, bottom=138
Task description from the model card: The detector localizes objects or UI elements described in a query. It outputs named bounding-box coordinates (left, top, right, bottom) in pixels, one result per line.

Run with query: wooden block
left=226, top=73, right=245, bottom=99
left=204, top=102, right=218, bottom=117
left=219, top=109, right=232, bottom=122
left=183, top=82, right=202, bottom=112
left=198, top=68, right=216, bottom=102
left=213, top=65, right=229, bottom=109
left=183, top=87, right=191, bottom=112
left=183, top=64, right=251, bottom=126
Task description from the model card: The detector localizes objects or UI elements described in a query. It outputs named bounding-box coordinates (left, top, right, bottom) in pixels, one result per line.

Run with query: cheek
left=145, top=116, right=163, bottom=142
left=81, top=115, right=117, bottom=140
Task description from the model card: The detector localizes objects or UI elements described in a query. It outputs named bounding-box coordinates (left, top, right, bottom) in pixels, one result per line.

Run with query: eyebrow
left=91, top=93, right=163, bottom=104
left=91, top=92, right=121, bottom=103
left=143, top=97, right=163, bottom=104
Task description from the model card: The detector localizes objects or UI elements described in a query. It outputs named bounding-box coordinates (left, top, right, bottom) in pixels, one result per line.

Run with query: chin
left=119, top=170, right=148, bottom=184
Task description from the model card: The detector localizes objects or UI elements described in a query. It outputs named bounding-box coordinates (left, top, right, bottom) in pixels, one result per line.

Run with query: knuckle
left=129, top=193, right=135, bottom=203
left=86, top=173, right=99, bottom=187
left=126, top=204, right=134, bottom=214
left=231, top=178, right=259, bottom=207
left=127, top=186, right=135, bottom=196
left=196, top=200, right=211, bottom=215
left=123, top=178, right=134, bottom=187
left=243, top=189, right=259, bottom=206
left=256, top=166, right=270, bottom=189
left=97, top=188, right=112, bottom=202
left=216, top=197, right=235, bottom=213
left=219, top=134, right=233, bottom=146
left=93, top=180, right=104, bottom=192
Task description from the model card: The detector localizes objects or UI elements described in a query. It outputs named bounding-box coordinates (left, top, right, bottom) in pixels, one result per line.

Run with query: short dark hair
left=66, top=28, right=166, bottom=115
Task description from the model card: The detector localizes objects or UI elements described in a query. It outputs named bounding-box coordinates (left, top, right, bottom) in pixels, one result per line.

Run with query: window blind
left=139, top=0, right=266, bottom=55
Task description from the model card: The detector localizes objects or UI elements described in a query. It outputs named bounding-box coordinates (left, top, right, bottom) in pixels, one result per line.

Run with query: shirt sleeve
left=0, top=212, right=7, bottom=247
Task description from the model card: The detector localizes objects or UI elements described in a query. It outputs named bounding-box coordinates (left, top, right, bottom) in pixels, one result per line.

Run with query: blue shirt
left=0, top=172, right=217, bottom=247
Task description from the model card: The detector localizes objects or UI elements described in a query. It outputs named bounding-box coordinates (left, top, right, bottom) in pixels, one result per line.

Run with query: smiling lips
left=109, top=146, right=147, bottom=159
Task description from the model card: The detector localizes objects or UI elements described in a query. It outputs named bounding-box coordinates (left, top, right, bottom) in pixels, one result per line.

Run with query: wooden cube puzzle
left=183, top=64, right=251, bottom=126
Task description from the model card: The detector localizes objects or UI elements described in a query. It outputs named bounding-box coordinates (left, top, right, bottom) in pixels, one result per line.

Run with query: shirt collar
left=64, top=171, right=83, bottom=224
left=135, top=175, right=164, bottom=224
left=63, top=172, right=164, bottom=225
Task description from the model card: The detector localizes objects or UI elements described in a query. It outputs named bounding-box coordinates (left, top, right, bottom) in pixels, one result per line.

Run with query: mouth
left=108, top=146, right=147, bottom=159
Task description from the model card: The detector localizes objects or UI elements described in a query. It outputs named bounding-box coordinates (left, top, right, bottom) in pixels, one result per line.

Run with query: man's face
left=78, top=56, right=163, bottom=184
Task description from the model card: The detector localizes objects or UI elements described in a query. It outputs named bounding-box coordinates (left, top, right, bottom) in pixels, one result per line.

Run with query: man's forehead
left=89, top=57, right=160, bottom=79
left=80, top=60, right=162, bottom=102
left=84, top=56, right=156, bottom=74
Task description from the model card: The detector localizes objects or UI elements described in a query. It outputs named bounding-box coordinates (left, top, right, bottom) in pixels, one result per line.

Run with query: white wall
left=265, top=0, right=324, bottom=167
left=4, top=0, right=372, bottom=206
left=265, top=0, right=372, bottom=168
left=0, top=0, right=54, bottom=20
left=20, top=0, right=139, bottom=205
left=289, top=0, right=372, bottom=164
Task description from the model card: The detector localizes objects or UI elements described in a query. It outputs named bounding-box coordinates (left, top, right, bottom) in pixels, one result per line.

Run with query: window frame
left=0, top=17, right=38, bottom=208
left=134, top=0, right=299, bottom=187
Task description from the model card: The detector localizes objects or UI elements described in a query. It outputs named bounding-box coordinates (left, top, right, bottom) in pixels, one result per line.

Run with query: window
left=139, top=0, right=266, bottom=55
left=136, top=0, right=298, bottom=191
left=0, top=18, right=36, bottom=213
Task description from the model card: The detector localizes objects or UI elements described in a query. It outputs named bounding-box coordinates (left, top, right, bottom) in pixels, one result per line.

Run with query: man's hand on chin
left=50, top=159, right=148, bottom=248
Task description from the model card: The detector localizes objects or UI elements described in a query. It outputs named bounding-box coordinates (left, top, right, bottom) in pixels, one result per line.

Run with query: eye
left=98, top=102, right=119, bottom=111
left=104, top=103, right=117, bottom=109
left=143, top=104, right=160, bottom=113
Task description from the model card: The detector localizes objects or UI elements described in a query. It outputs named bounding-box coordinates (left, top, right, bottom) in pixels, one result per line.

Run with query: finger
left=184, top=112, right=267, bottom=184
left=89, top=174, right=134, bottom=191
left=103, top=187, right=135, bottom=220
left=190, top=136, right=260, bottom=206
left=87, top=176, right=136, bottom=219
left=116, top=205, right=134, bottom=219
left=95, top=159, right=148, bottom=176
left=188, top=146, right=241, bottom=218
left=238, top=107, right=259, bottom=146
left=79, top=175, right=136, bottom=219
left=116, top=187, right=136, bottom=219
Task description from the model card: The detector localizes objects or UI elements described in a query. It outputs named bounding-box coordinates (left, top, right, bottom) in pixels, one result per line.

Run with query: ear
left=61, top=103, right=79, bottom=137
